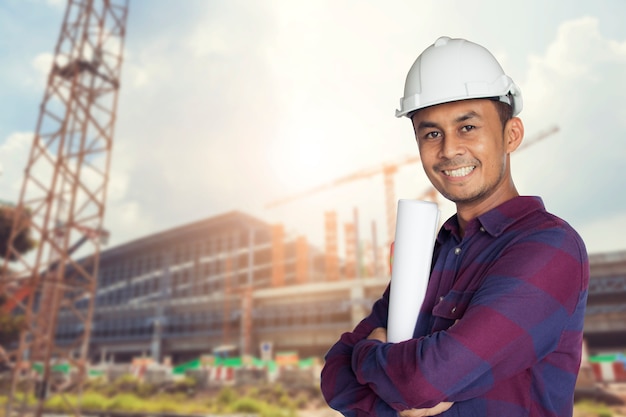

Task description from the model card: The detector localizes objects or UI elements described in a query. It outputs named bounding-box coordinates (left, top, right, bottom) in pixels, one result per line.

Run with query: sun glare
left=269, top=129, right=327, bottom=190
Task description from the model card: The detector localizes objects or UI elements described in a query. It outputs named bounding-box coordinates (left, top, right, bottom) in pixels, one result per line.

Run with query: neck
left=456, top=186, right=519, bottom=236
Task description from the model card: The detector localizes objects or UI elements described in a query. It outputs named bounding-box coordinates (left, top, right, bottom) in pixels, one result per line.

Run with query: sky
left=0, top=0, right=625, bottom=260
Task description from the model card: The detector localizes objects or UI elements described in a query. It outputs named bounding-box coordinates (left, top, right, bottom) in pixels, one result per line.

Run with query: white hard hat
left=396, top=36, right=522, bottom=118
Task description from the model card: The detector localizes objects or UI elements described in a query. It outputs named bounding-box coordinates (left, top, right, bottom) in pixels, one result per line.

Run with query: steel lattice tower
left=1, top=1, right=129, bottom=415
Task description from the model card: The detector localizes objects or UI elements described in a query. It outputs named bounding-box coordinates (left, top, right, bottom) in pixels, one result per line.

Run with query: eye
left=460, top=125, right=476, bottom=132
left=423, top=131, right=441, bottom=140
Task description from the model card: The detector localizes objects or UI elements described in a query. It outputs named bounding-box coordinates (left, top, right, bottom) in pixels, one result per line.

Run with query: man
left=320, top=36, right=589, bottom=417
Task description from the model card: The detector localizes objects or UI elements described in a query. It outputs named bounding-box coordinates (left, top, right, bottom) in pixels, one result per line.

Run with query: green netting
left=171, top=355, right=317, bottom=374
left=172, top=358, right=201, bottom=374
left=298, top=357, right=315, bottom=368
left=589, top=354, right=618, bottom=363
left=32, top=362, right=71, bottom=375
left=214, top=356, right=242, bottom=367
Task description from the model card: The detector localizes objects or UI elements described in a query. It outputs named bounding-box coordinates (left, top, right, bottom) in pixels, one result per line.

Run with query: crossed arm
left=366, top=327, right=454, bottom=417
left=320, top=236, right=585, bottom=416
left=320, top=287, right=454, bottom=417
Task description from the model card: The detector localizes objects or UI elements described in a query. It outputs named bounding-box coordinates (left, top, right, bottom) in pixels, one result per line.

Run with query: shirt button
left=439, top=296, right=444, bottom=301
left=480, top=226, right=485, bottom=232
left=454, top=247, right=462, bottom=255
left=451, top=307, right=457, bottom=314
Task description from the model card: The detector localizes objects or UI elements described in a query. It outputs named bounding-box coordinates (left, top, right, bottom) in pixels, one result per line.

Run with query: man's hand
left=366, top=327, right=453, bottom=416
left=399, top=402, right=454, bottom=417
left=367, top=327, right=387, bottom=343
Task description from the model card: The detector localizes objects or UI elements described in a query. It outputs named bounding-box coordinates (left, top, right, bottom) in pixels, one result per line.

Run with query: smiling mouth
left=443, top=166, right=475, bottom=177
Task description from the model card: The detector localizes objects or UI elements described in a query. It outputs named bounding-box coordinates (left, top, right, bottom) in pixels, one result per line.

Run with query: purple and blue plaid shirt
left=321, top=196, right=589, bottom=417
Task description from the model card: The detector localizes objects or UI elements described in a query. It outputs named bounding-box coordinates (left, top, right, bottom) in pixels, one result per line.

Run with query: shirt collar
left=438, top=196, right=546, bottom=242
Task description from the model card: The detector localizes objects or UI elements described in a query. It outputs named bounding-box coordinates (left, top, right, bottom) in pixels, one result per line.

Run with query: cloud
left=512, top=17, right=626, bottom=253
left=104, top=3, right=282, bottom=243
left=0, top=131, right=153, bottom=260
left=0, top=132, right=32, bottom=204
left=44, top=0, right=65, bottom=8
left=576, top=211, right=626, bottom=255
left=109, top=8, right=626, bottom=255
left=5, top=4, right=625, bottom=256
left=32, top=52, right=52, bottom=72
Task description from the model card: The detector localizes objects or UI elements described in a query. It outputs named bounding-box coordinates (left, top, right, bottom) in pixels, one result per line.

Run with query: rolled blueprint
left=387, top=199, right=440, bottom=343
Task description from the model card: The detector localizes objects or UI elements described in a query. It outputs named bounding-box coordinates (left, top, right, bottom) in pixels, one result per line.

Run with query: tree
left=0, top=204, right=36, bottom=261
left=0, top=295, right=25, bottom=345
left=0, top=204, right=36, bottom=346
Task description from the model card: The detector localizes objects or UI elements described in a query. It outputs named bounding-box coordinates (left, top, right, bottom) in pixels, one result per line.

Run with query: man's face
left=411, top=99, right=516, bottom=209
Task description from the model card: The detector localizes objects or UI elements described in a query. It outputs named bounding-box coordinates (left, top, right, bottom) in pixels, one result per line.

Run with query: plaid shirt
left=321, top=196, right=589, bottom=417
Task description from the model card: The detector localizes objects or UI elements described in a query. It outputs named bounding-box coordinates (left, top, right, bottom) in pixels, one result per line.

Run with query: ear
left=504, top=117, right=524, bottom=153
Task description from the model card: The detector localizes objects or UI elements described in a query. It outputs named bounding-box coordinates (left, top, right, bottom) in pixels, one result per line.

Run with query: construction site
left=1, top=1, right=626, bottom=417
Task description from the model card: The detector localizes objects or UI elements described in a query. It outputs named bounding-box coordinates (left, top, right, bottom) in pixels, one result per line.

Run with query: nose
left=439, top=133, right=465, bottom=160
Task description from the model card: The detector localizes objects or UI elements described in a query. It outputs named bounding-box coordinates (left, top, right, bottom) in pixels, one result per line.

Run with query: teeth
left=444, top=166, right=475, bottom=177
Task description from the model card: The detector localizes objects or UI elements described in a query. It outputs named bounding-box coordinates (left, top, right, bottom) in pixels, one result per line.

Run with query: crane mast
left=0, top=1, right=129, bottom=416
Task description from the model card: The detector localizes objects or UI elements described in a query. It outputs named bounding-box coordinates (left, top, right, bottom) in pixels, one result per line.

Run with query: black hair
left=409, top=96, right=514, bottom=129
left=489, top=96, right=514, bottom=129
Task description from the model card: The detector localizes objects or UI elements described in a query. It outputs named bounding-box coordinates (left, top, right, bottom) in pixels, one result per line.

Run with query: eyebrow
left=415, top=111, right=482, bottom=131
left=455, top=111, right=481, bottom=123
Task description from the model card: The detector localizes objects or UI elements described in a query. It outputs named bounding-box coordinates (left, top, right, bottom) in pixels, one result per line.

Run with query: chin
left=445, top=192, right=482, bottom=205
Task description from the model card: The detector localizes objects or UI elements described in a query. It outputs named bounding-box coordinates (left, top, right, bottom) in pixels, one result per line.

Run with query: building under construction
left=54, top=210, right=386, bottom=364
left=52, top=209, right=626, bottom=366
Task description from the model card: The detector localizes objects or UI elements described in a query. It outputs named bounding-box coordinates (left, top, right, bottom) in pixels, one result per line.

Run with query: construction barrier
left=209, top=366, right=235, bottom=385
left=590, top=353, right=626, bottom=383
left=25, top=355, right=319, bottom=388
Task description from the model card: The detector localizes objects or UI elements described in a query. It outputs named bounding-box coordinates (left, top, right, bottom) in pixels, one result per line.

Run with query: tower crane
left=0, top=1, right=129, bottom=416
left=266, top=125, right=560, bottom=246
left=267, top=153, right=420, bottom=246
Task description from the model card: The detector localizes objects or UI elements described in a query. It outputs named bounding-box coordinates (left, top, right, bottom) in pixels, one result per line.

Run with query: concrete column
left=350, top=283, right=367, bottom=328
